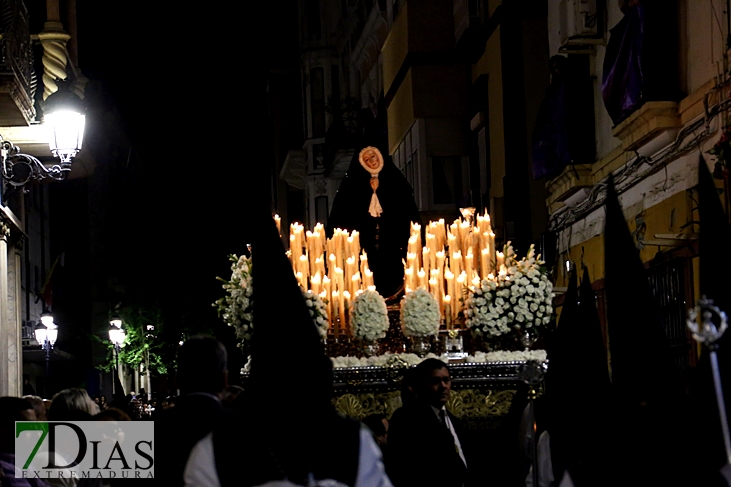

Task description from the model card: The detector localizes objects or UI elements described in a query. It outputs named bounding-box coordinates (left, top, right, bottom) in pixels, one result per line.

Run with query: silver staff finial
left=687, top=296, right=728, bottom=348
left=688, top=296, right=731, bottom=466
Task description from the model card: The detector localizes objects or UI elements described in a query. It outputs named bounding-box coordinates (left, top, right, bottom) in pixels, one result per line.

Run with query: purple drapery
left=602, top=4, right=645, bottom=125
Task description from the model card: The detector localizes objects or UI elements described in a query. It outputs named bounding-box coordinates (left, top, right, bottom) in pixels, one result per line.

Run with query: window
left=315, top=196, right=329, bottom=227
left=310, top=67, right=326, bottom=138
left=432, top=156, right=464, bottom=205
left=306, top=0, right=321, bottom=40
left=331, top=65, right=340, bottom=104
left=647, top=256, right=695, bottom=371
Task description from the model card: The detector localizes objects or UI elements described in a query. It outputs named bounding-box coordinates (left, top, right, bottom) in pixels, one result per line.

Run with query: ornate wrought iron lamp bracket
left=0, top=135, right=70, bottom=203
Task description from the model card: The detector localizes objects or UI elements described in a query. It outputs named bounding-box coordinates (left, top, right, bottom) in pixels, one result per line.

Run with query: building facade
left=0, top=0, right=88, bottom=396
left=273, top=1, right=718, bottom=374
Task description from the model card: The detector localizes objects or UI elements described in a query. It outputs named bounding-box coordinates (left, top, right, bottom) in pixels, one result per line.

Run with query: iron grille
left=646, top=258, right=691, bottom=371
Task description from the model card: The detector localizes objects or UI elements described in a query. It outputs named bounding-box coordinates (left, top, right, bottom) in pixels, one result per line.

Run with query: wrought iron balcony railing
left=0, top=0, right=36, bottom=125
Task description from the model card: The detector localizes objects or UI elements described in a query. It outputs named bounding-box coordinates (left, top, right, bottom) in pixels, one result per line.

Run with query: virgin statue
left=327, top=146, right=421, bottom=301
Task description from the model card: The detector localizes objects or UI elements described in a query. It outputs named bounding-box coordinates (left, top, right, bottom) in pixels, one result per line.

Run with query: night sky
left=42, top=1, right=277, bottom=383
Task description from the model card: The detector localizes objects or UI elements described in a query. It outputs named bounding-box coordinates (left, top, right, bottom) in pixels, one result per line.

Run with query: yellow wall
left=387, top=69, right=415, bottom=154
left=557, top=190, right=695, bottom=289
left=473, top=27, right=505, bottom=199
left=382, top=2, right=409, bottom=94
left=412, top=65, right=469, bottom=119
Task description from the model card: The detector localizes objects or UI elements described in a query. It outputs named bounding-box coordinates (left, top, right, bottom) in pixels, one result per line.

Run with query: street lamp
left=34, top=316, right=58, bottom=399
left=0, top=82, right=85, bottom=201
left=108, top=318, right=126, bottom=395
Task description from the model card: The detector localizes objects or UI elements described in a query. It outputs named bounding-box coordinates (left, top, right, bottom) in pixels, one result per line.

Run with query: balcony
left=0, top=0, right=36, bottom=126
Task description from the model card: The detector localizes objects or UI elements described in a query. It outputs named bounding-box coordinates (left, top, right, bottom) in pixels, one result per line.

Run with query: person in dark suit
left=387, top=359, right=469, bottom=487
left=154, top=335, right=230, bottom=486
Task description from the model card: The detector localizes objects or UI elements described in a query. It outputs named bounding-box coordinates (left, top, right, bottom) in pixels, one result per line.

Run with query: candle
left=489, top=231, right=496, bottom=266
left=450, top=222, right=461, bottom=252
left=311, top=272, right=322, bottom=295
left=459, top=221, right=471, bottom=257
left=334, top=230, right=344, bottom=269
left=315, top=256, right=326, bottom=279
left=481, top=248, right=489, bottom=279
left=496, top=251, right=505, bottom=270
left=367, top=285, right=376, bottom=291
left=436, top=219, right=446, bottom=250
left=405, top=267, right=414, bottom=291
left=418, top=268, right=427, bottom=289
left=444, top=294, right=452, bottom=329
left=342, top=291, right=351, bottom=333
left=445, top=269, right=455, bottom=305
left=346, top=256, right=357, bottom=294
left=456, top=271, right=467, bottom=305
left=447, top=232, right=457, bottom=254
left=436, top=250, right=445, bottom=273
left=422, top=247, right=431, bottom=277
left=319, top=290, right=331, bottom=326
left=289, top=234, right=298, bottom=271
left=360, top=252, right=369, bottom=277
left=472, top=276, right=481, bottom=288
left=429, top=276, right=439, bottom=302
left=465, top=249, right=474, bottom=282
left=295, top=271, right=304, bottom=290
left=451, top=251, right=462, bottom=278
left=364, top=268, right=374, bottom=288
left=328, top=253, right=337, bottom=281
left=274, top=214, right=281, bottom=236
left=323, top=276, right=333, bottom=325
left=299, top=254, right=309, bottom=286
left=350, top=231, right=360, bottom=258
left=335, top=267, right=345, bottom=293
left=333, top=290, right=343, bottom=328
left=408, top=234, right=418, bottom=254
left=352, top=272, right=361, bottom=293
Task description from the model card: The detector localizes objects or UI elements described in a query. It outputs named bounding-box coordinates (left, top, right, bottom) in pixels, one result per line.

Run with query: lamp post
left=144, top=325, right=154, bottom=400
left=108, top=316, right=126, bottom=395
left=34, top=312, right=58, bottom=399
left=0, top=82, right=85, bottom=202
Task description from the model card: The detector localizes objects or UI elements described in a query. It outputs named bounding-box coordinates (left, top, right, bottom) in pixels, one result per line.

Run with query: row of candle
left=282, top=217, right=376, bottom=333
left=403, top=210, right=506, bottom=328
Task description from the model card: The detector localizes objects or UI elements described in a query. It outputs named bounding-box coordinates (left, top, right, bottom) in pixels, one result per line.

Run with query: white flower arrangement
left=349, top=290, right=389, bottom=341
left=328, top=349, right=547, bottom=369
left=214, top=255, right=254, bottom=350
left=400, top=288, right=441, bottom=337
left=215, top=255, right=329, bottom=351
left=464, top=243, right=554, bottom=344
left=302, top=289, right=329, bottom=339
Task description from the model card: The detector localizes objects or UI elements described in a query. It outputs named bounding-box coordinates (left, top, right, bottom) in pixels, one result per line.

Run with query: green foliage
left=93, top=304, right=168, bottom=375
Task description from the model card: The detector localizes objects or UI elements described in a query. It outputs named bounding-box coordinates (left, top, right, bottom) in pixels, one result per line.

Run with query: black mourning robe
left=328, top=154, right=421, bottom=300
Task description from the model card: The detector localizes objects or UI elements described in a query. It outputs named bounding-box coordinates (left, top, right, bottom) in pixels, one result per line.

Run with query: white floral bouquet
left=214, top=255, right=254, bottom=350
left=464, top=243, right=554, bottom=346
left=303, top=289, right=329, bottom=339
left=400, top=288, right=440, bottom=337
left=349, top=290, right=389, bottom=341
left=214, top=255, right=333, bottom=350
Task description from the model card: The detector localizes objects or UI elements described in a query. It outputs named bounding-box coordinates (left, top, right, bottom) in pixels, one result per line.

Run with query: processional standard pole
left=687, top=296, right=731, bottom=464
left=519, top=359, right=547, bottom=487
left=44, top=341, right=51, bottom=398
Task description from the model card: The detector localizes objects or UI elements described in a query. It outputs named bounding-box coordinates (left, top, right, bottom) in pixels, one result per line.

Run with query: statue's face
left=362, top=149, right=381, bottom=170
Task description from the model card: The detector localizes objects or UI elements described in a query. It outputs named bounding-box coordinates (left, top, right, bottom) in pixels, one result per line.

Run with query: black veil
left=327, top=149, right=420, bottom=300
